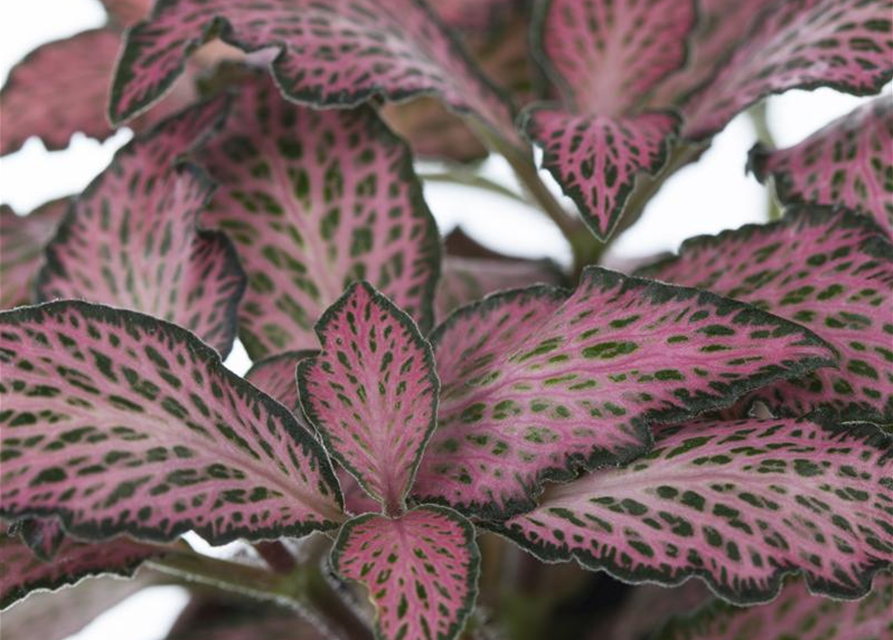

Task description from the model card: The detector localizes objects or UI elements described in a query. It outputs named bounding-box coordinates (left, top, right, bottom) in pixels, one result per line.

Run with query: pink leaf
left=199, top=73, right=440, bottom=358
left=244, top=351, right=317, bottom=414
left=0, top=301, right=343, bottom=544
left=36, top=97, right=247, bottom=358
left=492, top=416, right=893, bottom=603
left=100, top=0, right=153, bottom=26
left=0, top=199, right=68, bottom=309
left=639, top=207, right=893, bottom=421
left=681, top=0, right=893, bottom=141
left=108, top=0, right=519, bottom=146
left=412, top=266, right=836, bottom=519
left=749, top=97, right=893, bottom=237
left=299, top=282, right=438, bottom=514
left=331, top=506, right=480, bottom=640
left=431, top=0, right=519, bottom=31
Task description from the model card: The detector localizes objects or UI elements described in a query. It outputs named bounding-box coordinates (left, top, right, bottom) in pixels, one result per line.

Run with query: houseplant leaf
left=244, top=351, right=316, bottom=414
left=331, top=506, right=480, bottom=640
left=298, top=282, right=438, bottom=514
left=199, top=72, right=440, bottom=358
left=491, top=416, right=892, bottom=603
left=749, top=96, right=893, bottom=237
left=36, top=96, right=247, bottom=358
left=14, top=517, right=65, bottom=561
left=0, top=300, right=343, bottom=544
left=412, top=266, right=836, bottom=519
left=639, top=207, right=893, bottom=421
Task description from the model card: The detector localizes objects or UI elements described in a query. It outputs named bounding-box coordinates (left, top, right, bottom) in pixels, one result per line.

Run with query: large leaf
left=749, top=96, right=893, bottom=237
left=411, top=266, right=836, bottom=519
left=491, top=416, right=893, bottom=603
left=331, top=506, right=480, bottom=640
left=198, top=73, right=440, bottom=358
left=108, top=0, right=519, bottom=147
left=0, top=301, right=343, bottom=544
left=681, top=0, right=893, bottom=141
left=36, top=97, right=246, bottom=358
left=654, top=573, right=893, bottom=640
left=298, top=282, right=438, bottom=514
left=639, top=207, right=893, bottom=421
left=522, top=0, right=696, bottom=239
left=0, top=199, right=67, bottom=309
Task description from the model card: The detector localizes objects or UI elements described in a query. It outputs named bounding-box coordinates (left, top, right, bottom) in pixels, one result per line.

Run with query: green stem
left=419, top=171, right=529, bottom=205
left=747, top=102, right=783, bottom=221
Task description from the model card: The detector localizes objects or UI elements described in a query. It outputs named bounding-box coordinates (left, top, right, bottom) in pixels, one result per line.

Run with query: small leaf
left=654, top=573, right=893, bottom=640
left=749, top=96, right=893, bottom=237
left=1, top=199, right=67, bottom=309
left=639, top=207, right=893, bottom=421
left=299, top=282, right=438, bottom=514
left=681, top=0, right=893, bottom=141
left=15, top=518, right=65, bottom=562
left=244, top=350, right=317, bottom=414
left=36, top=97, right=246, bottom=358
left=491, top=416, right=892, bottom=603
left=412, top=266, right=836, bottom=519
left=199, top=72, right=440, bottom=358
left=0, top=300, right=343, bottom=544
left=331, top=506, right=480, bottom=640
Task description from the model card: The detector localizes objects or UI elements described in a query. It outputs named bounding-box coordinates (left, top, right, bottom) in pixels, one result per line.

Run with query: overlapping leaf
left=640, top=208, right=893, bottom=421
left=0, top=199, right=67, bottom=309
left=655, top=573, right=893, bottom=640
left=299, top=282, right=438, bottom=514
left=198, top=73, right=440, bottom=358
left=749, top=96, right=893, bottom=237
left=0, top=301, right=343, bottom=544
left=681, top=0, right=893, bottom=141
left=108, top=0, right=519, bottom=147
left=331, top=506, right=480, bottom=640
left=411, top=266, right=836, bottom=519
left=14, top=517, right=65, bottom=562
left=492, top=416, right=893, bottom=603
left=244, top=351, right=316, bottom=414
left=36, top=97, right=246, bottom=358
left=431, top=0, right=519, bottom=31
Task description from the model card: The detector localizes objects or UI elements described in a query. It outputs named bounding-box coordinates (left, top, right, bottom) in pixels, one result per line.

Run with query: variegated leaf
left=199, top=73, right=440, bottom=358
left=639, top=207, right=893, bottom=421
left=749, top=96, right=893, bottom=237
left=0, top=301, right=343, bottom=544
left=331, top=506, right=480, bottom=640
left=412, top=266, right=836, bottom=519
left=492, top=416, right=893, bottom=603
left=36, top=97, right=246, bottom=358
left=298, top=282, right=438, bottom=514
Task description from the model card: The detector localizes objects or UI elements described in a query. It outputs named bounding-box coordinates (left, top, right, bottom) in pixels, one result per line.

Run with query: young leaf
left=654, top=573, right=893, bottom=640
left=491, top=416, right=893, bottom=604
left=331, top=506, right=480, bottom=640
left=0, top=301, right=343, bottom=544
left=639, top=207, right=893, bottom=421
left=298, top=282, right=438, bottom=514
left=199, top=73, right=440, bottom=358
left=749, top=97, right=893, bottom=237
left=681, top=0, right=893, bottom=141
left=108, top=0, right=519, bottom=146
left=244, top=351, right=317, bottom=414
left=523, top=0, right=697, bottom=239
left=36, top=97, right=247, bottom=358
left=15, top=518, right=65, bottom=562
left=0, top=199, right=67, bottom=309
left=412, top=266, right=836, bottom=519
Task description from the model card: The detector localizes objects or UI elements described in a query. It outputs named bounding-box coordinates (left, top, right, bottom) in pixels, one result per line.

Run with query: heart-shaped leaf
left=639, top=207, right=893, bottom=421
left=0, top=300, right=343, bottom=544
left=108, top=0, right=519, bottom=147
left=198, top=73, right=440, bottom=358
left=36, top=96, right=247, bottom=358
left=654, top=573, right=893, bottom=640
left=681, top=0, right=893, bottom=141
left=491, top=416, right=892, bottom=603
left=299, top=282, right=438, bottom=514
left=749, top=97, right=893, bottom=237
left=412, top=266, right=836, bottom=519
left=1, top=199, right=67, bottom=309
left=244, top=351, right=316, bottom=414
left=331, top=506, right=480, bottom=640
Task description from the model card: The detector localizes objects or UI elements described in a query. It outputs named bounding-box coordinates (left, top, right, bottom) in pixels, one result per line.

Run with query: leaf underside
left=0, top=301, right=342, bottom=545
left=492, top=416, right=893, bottom=604
left=412, top=265, right=836, bottom=520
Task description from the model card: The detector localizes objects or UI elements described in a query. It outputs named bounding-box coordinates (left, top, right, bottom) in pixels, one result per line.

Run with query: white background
left=0, top=1, right=881, bottom=639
